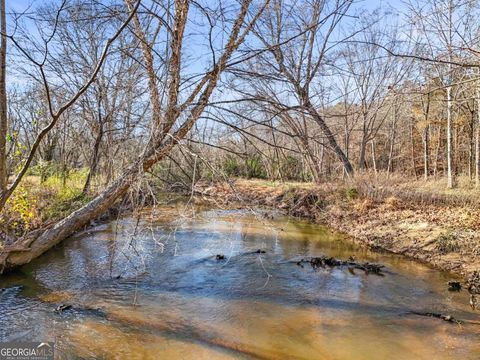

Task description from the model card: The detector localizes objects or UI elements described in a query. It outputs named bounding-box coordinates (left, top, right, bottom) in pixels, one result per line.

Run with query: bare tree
left=0, top=0, right=141, bottom=211
left=242, top=0, right=355, bottom=176
left=1, top=0, right=270, bottom=271
left=407, top=0, right=478, bottom=187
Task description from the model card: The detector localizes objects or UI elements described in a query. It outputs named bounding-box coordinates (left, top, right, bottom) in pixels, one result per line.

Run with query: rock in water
left=447, top=281, right=462, bottom=292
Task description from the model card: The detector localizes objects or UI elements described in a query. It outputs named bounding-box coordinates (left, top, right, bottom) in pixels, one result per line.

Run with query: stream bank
left=197, top=179, right=480, bottom=287
left=2, top=205, right=480, bottom=359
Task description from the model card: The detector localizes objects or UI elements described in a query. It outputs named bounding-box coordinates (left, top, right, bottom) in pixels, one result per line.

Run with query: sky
left=3, top=0, right=412, bottom=104
left=8, top=0, right=403, bottom=15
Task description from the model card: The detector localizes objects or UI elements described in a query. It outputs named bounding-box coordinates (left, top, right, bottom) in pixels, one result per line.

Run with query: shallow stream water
left=1, top=204, right=479, bottom=359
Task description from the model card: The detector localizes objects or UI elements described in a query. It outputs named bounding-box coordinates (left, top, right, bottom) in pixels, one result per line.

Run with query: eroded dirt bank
left=196, top=179, right=480, bottom=285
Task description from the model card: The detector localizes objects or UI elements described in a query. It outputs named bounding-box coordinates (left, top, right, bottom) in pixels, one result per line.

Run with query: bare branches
left=0, top=0, right=142, bottom=210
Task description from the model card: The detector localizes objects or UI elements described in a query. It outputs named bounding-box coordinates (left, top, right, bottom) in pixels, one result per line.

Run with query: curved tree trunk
left=2, top=137, right=177, bottom=271
left=0, top=0, right=267, bottom=273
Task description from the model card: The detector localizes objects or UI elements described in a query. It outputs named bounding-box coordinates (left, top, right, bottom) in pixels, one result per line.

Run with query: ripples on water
left=0, top=206, right=479, bottom=359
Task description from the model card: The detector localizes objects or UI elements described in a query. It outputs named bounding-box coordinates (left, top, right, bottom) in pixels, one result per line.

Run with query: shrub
left=436, top=232, right=460, bottom=254
left=244, top=155, right=267, bottom=179
left=1, top=185, right=39, bottom=234
left=28, top=161, right=61, bottom=182
left=345, top=187, right=358, bottom=201
left=278, top=155, right=303, bottom=181
left=222, top=156, right=241, bottom=177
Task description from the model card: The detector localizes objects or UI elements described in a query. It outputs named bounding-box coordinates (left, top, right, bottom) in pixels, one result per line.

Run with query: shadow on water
left=1, top=206, right=479, bottom=359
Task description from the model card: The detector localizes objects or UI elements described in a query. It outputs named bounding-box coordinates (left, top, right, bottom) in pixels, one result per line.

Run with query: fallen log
left=296, top=256, right=385, bottom=275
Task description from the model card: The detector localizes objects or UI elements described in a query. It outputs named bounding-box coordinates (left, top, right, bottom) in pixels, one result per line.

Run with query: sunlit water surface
left=1, top=204, right=479, bottom=359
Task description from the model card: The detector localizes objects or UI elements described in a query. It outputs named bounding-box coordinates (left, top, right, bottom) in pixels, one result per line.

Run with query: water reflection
left=0, top=206, right=479, bottom=359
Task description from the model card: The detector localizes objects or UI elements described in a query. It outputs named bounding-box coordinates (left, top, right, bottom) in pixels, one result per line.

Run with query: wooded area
left=1, top=0, right=480, bottom=269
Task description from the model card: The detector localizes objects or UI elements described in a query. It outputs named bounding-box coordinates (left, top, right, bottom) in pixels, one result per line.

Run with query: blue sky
left=8, top=0, right=402, bottom=13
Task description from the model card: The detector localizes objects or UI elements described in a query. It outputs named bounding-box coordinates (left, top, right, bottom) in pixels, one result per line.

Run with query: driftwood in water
left=410, top=311, right=462, bottom=325
left=296, top=256, right=385, bottom=275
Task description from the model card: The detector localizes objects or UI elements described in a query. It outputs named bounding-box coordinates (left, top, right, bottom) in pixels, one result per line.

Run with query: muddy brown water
left=0, top=205, right=479, bottom=359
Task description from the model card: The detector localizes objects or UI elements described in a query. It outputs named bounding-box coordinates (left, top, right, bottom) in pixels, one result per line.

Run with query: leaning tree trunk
left=1, top=165, right=137, bottom=271
left=304, top=101, right=354, bottom=177
left=1, top=137, right=176, bottom=271
left=1, top=0, right=267, bottom=272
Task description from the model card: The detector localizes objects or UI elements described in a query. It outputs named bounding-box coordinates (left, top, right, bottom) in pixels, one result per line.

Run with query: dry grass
left=348, top=172, right=480, bottom=209
left=383, top=196, right=401, bottom=210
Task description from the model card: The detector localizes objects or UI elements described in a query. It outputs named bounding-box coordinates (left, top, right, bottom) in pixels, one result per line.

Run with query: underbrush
left=346, top=172, right=480, bottom=209
left=0, top=170, right=91, bottom=236
left=435, top=232, right=460, bottom=254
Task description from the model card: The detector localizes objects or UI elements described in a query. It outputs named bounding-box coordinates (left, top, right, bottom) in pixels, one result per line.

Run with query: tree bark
left=476, top=83, right=480, bottom=187
left=446, top=86, right=455, bottom=188
left=83, top=91, right=104, bottom=195
left=468, top=109, right=474, bottom=180
left=410, top=115, right=417, bottom=180
left=358, top=136, right=367, bottom=171
left=387, top=103, right=397, bottom=174
left=82, top=125, right=103, bottom=195
left=304, top=102, right=354, bottom=177
left=1, top=0, right=267, bottom=272
left=423, top=125, right=429, bottom=181
left=0, top=0, right=7, bottom=193
left=371, top=140, right=377, bottom=175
